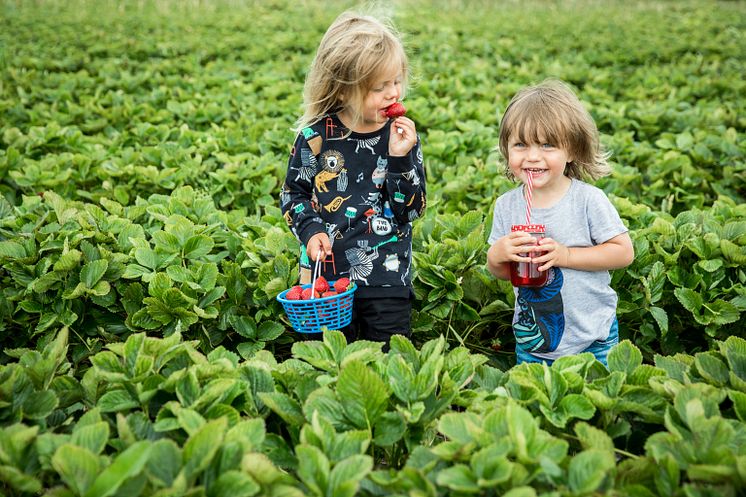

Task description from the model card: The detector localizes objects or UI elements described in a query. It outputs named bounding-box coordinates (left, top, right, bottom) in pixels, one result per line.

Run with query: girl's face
left=507, top=133, right=573, bottom=195
left=366, top=64, right=402, bottom=121
left=342, top=64, right=402, bottom=133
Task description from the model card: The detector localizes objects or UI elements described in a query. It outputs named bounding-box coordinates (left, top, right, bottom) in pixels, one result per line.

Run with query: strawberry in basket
left=334, top=277, right=352, bottom=294
left=314, top=276, right=330, bottom=294
left=286, top=285, right=303, bottom=300
left=302, top=287, right=320, bottom=300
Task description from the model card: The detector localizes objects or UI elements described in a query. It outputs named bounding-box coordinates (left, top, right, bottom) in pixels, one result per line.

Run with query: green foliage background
left=1, top=0, right=744, bottom=361
left=0, top=1, right=745, bottom=494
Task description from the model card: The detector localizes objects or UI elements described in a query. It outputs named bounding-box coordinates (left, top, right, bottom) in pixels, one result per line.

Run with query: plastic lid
left=511, top=224, right=546, bottom=233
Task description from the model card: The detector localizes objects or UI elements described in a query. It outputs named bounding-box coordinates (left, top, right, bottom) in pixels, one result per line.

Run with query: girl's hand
left=388, top=116, right=416, bottom=157
left=533, top=237, right=570, bottom=271
left=306, top=232, right=332, bottom=262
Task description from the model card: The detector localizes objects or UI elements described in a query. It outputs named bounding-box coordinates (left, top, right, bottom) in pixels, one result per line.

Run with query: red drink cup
left=510, top=224, right=548, bottom=287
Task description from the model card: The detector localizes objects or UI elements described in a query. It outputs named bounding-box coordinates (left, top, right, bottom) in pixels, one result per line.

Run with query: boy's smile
left=508, top=136, right=573, bottom=204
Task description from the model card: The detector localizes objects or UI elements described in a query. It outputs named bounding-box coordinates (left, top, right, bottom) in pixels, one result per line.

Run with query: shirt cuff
left=298, top=224, right=327, bottom=247
left=387, top=155, right=413, bottom=173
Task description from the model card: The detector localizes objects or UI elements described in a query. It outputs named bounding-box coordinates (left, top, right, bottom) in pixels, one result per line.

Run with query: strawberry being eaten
left=384, top=102, right=406, bottom=118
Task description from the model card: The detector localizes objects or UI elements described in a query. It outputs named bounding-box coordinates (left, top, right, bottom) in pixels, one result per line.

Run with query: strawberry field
left=1, top=0, right=745, bottom=495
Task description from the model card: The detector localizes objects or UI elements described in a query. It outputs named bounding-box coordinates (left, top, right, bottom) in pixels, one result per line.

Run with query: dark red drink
left=510, top=224, right=548, bottom=287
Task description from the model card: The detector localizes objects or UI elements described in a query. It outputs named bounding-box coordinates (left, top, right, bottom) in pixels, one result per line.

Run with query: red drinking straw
left=525, top=171, right=533, bottom=225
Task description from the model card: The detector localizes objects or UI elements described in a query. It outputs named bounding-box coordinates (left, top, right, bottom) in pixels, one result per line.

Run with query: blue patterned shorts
left=515, top=318, right=619, bottom=367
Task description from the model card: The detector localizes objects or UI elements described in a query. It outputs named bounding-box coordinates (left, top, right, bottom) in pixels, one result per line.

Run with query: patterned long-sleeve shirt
left=280, top=114, right=426, bottom=298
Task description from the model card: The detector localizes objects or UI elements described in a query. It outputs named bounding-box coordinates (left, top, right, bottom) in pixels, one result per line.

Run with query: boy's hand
left=531, top=232, right=633, bottom=272
left=388, top=116, right=416, bottom=157
left=306, top=232, right=332, bottom=262
left=487, top=231, right=539, bottom=280
left=533, top=237, right=570, bottom=271
left=500, top=231, right=542, bottom=263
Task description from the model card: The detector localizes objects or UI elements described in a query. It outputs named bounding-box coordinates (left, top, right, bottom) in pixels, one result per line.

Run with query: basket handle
left=310, top=249, right=323, bottom=300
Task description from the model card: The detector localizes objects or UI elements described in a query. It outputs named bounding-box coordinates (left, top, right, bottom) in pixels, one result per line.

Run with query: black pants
left=341, top=297, right=412, bottom=349
left=300, top=297, right=412, bottom=351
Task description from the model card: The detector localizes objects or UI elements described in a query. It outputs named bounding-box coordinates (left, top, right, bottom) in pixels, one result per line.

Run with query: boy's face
left=507, top=133, right=573, bottom=194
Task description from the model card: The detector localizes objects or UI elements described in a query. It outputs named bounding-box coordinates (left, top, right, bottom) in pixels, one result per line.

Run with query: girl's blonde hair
left=295, top=11, right=408, bottom=133
left=498, top=79, right=611, bottom=181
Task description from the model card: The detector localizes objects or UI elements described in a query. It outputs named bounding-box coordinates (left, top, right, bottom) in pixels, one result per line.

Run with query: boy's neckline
left=524, top=177, right=574, bottom=210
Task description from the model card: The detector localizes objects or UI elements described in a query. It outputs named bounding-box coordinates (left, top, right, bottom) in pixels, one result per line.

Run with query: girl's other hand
left=306, top=232, right=332, bottom=262
left=388, top=116, right=416, bottom=156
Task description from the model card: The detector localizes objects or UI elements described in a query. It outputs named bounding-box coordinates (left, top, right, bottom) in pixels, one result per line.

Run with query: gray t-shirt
left=488, top=179, right=628, bottom=360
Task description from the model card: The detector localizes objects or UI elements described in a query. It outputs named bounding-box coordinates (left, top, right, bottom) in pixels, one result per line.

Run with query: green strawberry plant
left=0, top=328, right=75, bottom=427
left=1, top=0, right=746, bottom=495
left=3, top=329, right=746, bottom=496
left=295, top=412, right=374, bottom=497
left=413, top=210, right=511, bottom=355
left=618, top=197, right=745, bottom=356
left=0, top=193, right=133, bottom=359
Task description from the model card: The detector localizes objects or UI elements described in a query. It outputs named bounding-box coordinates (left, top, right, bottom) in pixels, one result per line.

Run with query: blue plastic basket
left=277, top=281, right=356, bottom=333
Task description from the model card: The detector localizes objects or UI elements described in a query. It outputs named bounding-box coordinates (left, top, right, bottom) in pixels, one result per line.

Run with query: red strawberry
left=333, top=277, right=351, bottom=293
left=321, top=290, right=337, bottom=297
left=313, top=276, right=330, bottom=294
left=384, top=102, right=406, bottom=118
left=285, top=285, right=303, bottom=300
left=385, top=102, right=406, bottom=118
left=301, top=287, right=320, bottom=300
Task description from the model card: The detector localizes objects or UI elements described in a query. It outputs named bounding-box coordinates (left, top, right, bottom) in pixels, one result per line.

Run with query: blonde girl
left=279, top=11, right=426, bottom=348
